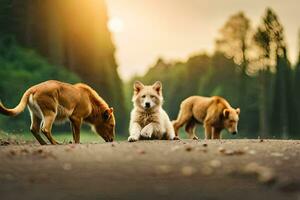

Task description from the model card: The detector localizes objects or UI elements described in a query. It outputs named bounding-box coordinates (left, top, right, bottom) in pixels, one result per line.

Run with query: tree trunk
left=258, top=70, right=270, bottom=138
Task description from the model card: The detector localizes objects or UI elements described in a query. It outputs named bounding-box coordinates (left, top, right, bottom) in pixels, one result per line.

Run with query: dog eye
left=150, top=95, right=155, bottom=98
left=142, top=95, right=146, bottom=98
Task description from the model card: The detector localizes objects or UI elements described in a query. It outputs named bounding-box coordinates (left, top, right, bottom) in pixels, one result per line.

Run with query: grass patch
left=0, top=130, right=128, bottom=144
left=0, top=125, right=253, bottom=145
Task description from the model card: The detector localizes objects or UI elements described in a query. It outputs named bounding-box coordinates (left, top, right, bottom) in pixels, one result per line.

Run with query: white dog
left=128, top=81, right=176, bottom=142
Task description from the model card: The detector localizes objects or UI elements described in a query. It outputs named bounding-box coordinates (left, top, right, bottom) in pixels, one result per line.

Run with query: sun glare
left=108, top=17, right=124, bottom=33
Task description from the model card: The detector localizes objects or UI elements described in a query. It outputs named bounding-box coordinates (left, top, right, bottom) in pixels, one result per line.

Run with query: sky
left=105, top=0, right=300, bottom=80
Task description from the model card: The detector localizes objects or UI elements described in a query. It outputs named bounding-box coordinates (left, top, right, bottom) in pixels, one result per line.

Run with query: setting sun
left=108, top=17, right=124, bottom=33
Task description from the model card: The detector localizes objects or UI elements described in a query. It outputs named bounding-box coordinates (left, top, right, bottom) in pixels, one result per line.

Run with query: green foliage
left=271, top=55, right=296, bottom=137
left=0, top=37, right=80, bottom=132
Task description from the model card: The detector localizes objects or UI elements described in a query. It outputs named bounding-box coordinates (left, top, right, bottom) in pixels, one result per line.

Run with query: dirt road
left=0, top=139, right=300, bottom=200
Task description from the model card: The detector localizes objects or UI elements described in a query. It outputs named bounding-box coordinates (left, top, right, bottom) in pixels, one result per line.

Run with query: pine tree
left=254, top=8, right=295, bottom=138
left=252, top=8, right=295, bottom=138
left=253, top=11, right=273, bottom=137
left=216, top=12, right=251, bottom=107
left=293, top=30, right=300, bottom=136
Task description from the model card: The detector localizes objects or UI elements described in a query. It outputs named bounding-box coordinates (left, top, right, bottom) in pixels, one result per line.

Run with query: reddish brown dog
left=0, top=80, right=115, bottom=145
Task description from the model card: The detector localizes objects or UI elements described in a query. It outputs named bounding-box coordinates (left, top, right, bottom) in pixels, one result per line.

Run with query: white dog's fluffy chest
left=132, top=108, right=166, bottom=128
left=129, top=107, right=174, bottom=140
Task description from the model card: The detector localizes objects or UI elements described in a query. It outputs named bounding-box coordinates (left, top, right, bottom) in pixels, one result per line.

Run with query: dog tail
left=0, top=89, right=31, bottom=117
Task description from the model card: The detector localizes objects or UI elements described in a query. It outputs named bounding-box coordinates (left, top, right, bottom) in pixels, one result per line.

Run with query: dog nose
left=145, top=102, right=150, bottom=108
left=232, top=131, right=237, bottom=135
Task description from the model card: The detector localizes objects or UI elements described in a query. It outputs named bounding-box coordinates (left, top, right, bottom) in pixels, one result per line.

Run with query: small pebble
left=62, top=163, right=72, bottom=171
left=171, top=146, right=181, bottom=151
left=181, top=166, right=196, bottom=176
left=210, top=159, right=222, bottom=168
left=249, top=150, right=256, bottom=155
left=244, top=162, right=276, bottom=184
left=185, top=145, right=193, bottom=152
left=201, top=166, right=214, bottom=176
left=218, top=147, right=225, bottom=153
left=271, top=152, right=284, bottom=157
left=137, top=149, right=146, bottom=154
left=8, top=150, right=16, bottom=156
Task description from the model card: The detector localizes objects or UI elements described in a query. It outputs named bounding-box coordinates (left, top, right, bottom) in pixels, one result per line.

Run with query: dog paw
left=140, top=130, right=151, bottom=138
left=128, top=136, right=138, bottom=142
left=192, top=136, right=199, bottom=140
left=173, top=136, right=180, bottom=140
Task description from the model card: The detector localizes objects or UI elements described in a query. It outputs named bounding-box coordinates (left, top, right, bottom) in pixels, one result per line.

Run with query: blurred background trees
left=0, top=38, right=80, bottom=131
left=215, top=12, right=251, bottom=110
left=0, top=1, right=299, bottom=139
left=129, top=8, right=300, bottom=139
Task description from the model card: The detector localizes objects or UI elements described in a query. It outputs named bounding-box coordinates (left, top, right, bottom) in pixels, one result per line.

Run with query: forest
left=0, top=1, right=299, bottom=139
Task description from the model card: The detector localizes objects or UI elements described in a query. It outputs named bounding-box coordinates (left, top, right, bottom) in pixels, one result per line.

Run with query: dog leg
left=41, top=112, right=60, bottom=145
left=212, top=127, right=221, bottom=139
left=173, top=110, right=192, bottom=139
left=70, top=117, right=82, bottom=144
left=165, top=121, right=176, bottom=140
left=30, top=112, right=47, bottom=145
left=204, top=123, right=212, bottom=139
left=191, top=125, right=198, bottom=140
left=128, top=122, right=141, bottom=142
left=185, top=119, right=198, bottom=140
left=140, top=123, right=155, bottom=138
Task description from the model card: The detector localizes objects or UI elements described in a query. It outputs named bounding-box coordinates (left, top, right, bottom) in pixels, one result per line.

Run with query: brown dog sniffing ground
left=0, top=80, right=115, bottom=145
left=173, top=96, right=240, bottom=139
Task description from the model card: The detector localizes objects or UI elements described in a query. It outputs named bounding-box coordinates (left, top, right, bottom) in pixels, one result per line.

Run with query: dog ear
left=134, top=81, right=144, bottom=94
left=102, top=108, right=113, bottom=121
left=236, top=108, right=240, bottom=115
left=110, top=107, right=114, bottom=113
left=152, top=81, right=162, bottom=95
left=223, top=109, right=230, bottom=118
